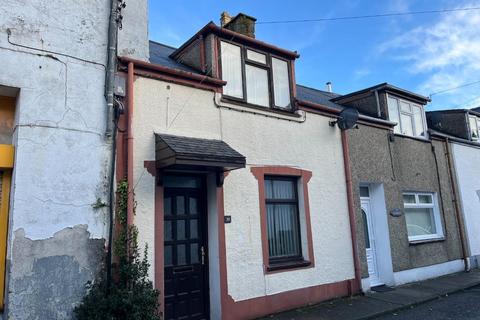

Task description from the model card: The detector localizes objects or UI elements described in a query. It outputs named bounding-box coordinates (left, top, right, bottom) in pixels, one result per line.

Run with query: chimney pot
left=326, top=82, right=333, bottom=93
left=220, top=11, right=232, bottom=27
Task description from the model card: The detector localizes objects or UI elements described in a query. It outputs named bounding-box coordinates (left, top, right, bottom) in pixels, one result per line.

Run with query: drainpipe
left=444, top=138, right=470, bottom=271
left=105, top=0, right=119, bottom=137
left=105, top=0, right=119, bottom=292
left=127, top=62, right=135, bottom=227
left=341, top=130, right=362, bottom=294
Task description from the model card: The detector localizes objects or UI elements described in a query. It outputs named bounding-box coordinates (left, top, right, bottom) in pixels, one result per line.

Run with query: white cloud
left=379, top=3, right=480, bottom=108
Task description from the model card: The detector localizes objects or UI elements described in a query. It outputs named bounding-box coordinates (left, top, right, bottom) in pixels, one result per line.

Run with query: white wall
left=132, top=76, right=355, bottom=302
left=0, top=0, right=148, bottom=317
left=452, top=143, right=480, bottom=257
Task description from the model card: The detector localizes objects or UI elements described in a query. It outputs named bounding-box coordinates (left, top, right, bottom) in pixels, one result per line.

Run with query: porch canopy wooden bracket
left=155, top=133, right=246, bottom=186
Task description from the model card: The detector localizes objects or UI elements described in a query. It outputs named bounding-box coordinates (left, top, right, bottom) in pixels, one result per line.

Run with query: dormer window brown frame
left=218, top=37, right=295, bottom=113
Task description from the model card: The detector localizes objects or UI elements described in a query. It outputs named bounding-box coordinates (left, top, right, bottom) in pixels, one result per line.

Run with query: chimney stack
left=326, top=82, right=333, bottom=93
left=220, top=12, right=257, bottom=38
left=220, top=11, right=232, bottom=27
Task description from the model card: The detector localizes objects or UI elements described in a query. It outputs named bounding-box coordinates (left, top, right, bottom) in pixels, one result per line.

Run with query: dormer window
left=220, top=40, right=292, bottom=110
left=387, top=95, right=426, bottom=138
left=469, top=115, right=480, bottom=140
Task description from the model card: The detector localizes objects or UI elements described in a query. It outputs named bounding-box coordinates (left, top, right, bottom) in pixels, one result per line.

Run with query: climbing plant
left=75, top=180, right=161, bottom=320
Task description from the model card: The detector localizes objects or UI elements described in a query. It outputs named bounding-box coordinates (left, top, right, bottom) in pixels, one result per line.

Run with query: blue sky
left=149, top=1, right=480, bottom=111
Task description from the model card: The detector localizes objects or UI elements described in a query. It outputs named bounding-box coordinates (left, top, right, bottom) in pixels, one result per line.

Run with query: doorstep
left=260, top=269, right=480, bottom=320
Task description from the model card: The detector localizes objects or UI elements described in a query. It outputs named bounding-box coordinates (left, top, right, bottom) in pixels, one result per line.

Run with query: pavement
left=261, top=269, right=480, bottom=320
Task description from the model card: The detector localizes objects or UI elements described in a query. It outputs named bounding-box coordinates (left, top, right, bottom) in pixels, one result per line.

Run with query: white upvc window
left=468, top=115, right=479, bottom=141
left=387, top=95, right=427, bottom=138
left=403, top=192, right=444, bottom=242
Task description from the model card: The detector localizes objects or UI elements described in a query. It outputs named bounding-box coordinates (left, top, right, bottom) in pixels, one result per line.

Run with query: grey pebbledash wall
left=347, top=124, right=463, bottom=278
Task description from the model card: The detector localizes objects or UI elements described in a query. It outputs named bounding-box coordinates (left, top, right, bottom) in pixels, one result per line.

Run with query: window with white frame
left=220, top=40, right=292, bottom=110
left=403, top=192, right=443, bottom=241
left=468, top=115, right=479, bottom=141
left=387, top=96, right=427, bottom=138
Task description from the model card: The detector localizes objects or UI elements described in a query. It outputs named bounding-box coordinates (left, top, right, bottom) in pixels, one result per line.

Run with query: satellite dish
left=333, top=108, right=359, bottom=130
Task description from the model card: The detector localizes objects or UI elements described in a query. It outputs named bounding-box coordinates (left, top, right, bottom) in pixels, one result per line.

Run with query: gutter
left=118, top=56, right=226, bottom=87
left=444, top=138, right=471, bottom=271
left=341, top=130, right=362, bottom=294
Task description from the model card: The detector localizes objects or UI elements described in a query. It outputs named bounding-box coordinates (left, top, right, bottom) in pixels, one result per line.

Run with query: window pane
left=400, top=101, right=411, bottom=113
left=177, top=244, right=186, bottom=265
left=272, top=180, right=295, bottom=199
left=190, top=243, right=199, bottom=264
left=418, top=194, right=433, bottom=204
left=265, top=179, right=274, bottom=199
left=360, top=186, right=370, bottom=198
left=405, top=208, right=436, bottom=236
left=190, top=219, right=198, bottom=239
left=163, top=175, right=201, bottom=188
left=267, top=204, right=301, bottom=259
left=413, top=105, right=425, bottom=137
left=469, top=116, right=479, bottom=140
left=189, top=197, right=198, bottom=214
left=400, top=113, right=414, bottom=136
left=164, top=197, right=172, bottom=216
left=387, top=97, right=401, bottom=133
left=176, top=196, right=185, bottom=214
left=246, top=65, right=269, bottom=107
left=164, top=221, right=173, bottom=241
left=164, top=245, right=173, bottom=266
left=272, top=58, right=291, bottom=109
left=176, top=220, right=186, bottom=240
left=361, top=209, right=370, bottom=249
left=246, top=49, right=266, bottom=64
left=221, top=41, right=243, bottom=98
left=403, top=194, right=416, bottom=204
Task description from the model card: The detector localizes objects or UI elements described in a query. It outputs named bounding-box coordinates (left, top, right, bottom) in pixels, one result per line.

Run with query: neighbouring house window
left=265, top=176, right=302, bottom=262
left=220, top=40, right=293, bottom=111
left=468, top=115, right=479, bottom=141
left=403, top=192, right=444, bottom=242
left=387, top=96, right=426, bottom=138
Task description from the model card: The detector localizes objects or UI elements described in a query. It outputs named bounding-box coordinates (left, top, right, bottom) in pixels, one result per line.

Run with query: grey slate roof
left=149, top=41, right=345, bottom=111
left=155, top=133, right=246, bottom=164
left=296, top=84, right=344, bottom=111
left=149, top=41, right=200, bottom=73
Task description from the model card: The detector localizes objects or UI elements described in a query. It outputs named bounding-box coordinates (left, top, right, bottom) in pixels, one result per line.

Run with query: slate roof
left=149, top=41, right=200, bottom=73
left=155, top=133, right=246, bottom=166
left=296, top=84, right=343, bottom=111
left=149, top=41, right=346, bottom=111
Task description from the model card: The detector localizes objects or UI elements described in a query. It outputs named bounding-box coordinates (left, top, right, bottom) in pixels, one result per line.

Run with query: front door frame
left=361, top=197, right=382, bottom=287
left=159, top=172, right=211, bottom=320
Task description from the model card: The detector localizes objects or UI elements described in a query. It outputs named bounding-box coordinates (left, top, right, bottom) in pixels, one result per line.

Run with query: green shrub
left=74, top=181, right=161, bottom=320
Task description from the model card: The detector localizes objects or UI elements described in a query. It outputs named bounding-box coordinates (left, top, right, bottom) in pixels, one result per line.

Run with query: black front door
left=164, top=175, right=209, bottom=320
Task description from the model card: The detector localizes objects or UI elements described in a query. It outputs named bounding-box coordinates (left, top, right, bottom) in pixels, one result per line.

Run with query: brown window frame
left=251, top=166, right=315, bottom=274
left=218, top=38, right=295, bottom=112
left=264, top=175, right=303, bottom=265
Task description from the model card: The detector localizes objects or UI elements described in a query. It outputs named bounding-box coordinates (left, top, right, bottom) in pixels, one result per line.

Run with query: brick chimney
left=221, top=12, right=256, bottom=38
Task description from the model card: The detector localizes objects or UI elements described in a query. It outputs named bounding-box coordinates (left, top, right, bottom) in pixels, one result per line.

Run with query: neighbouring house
left=0, top=0, right=147, bottom=317
left=115, top=12, right=377, bottom=320
left=328, top=83, right=468, bottom=291
left=427, top=108, right=480, bottom=268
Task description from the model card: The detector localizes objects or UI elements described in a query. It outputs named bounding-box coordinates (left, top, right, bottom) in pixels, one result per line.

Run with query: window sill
left=392, top=133, right=430, bottom=143
left=221, top=97, right=300, bottom=117
left=266, top=260, right=312, bottom=273
left=408, top=237, right=445, bottom=245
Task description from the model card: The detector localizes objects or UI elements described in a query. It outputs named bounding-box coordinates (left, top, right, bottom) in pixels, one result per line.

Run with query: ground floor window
left=403, top=192, right=443, bottom=242
left=265, top=176, right=302, bottom=263
left=251, top=166, right=314, bottom=273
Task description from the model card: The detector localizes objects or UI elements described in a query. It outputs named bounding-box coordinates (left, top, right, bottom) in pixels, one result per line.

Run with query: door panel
left=361, top=199, right=382, bottom=287
left=164, top=180, right=209, bottom=320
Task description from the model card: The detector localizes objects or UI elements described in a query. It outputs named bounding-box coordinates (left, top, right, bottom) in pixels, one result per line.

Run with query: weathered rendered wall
left=347, top=125, right=463, bottom=280
left=0, top=0, right=148, bottom=318
left=132, top=76, right=355, bottom=302
left=452, top=143, right=480, bottom=257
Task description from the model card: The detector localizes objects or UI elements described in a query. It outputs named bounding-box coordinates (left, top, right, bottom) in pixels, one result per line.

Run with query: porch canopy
left=155, top=133, right=246, bottom=173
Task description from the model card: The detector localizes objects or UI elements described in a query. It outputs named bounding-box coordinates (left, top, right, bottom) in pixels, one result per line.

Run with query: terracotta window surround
left=251, top=166, right=315, bottom=274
